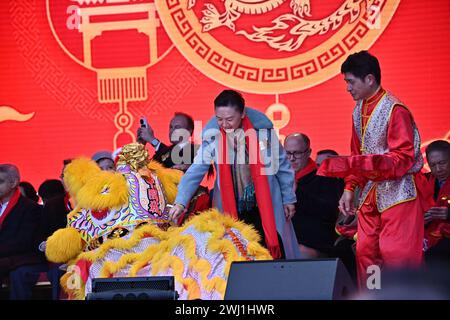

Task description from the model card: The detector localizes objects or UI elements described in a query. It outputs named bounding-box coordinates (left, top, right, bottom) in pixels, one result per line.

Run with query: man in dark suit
left=0, top=164, right=44, bottom=299
left=423, top=140, right=450, bottom=261
left=137, top=112, right=198, bottom=172
left=284, top=133, right=344, bottom=258
left=7, top=179, right=70, bottom=300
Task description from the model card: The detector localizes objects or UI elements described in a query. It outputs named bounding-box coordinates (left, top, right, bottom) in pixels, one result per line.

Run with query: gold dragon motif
left=188, top=0, right=376, bottom=52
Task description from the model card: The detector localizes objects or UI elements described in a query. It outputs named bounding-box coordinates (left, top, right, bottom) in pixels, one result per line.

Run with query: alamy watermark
left=66, top=265, right=82, bottom=290
left=366, top=264, right=381, bottom=290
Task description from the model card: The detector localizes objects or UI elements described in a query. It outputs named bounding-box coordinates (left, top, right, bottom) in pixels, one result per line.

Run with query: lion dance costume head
left=46, top=143, right=271, bottom=299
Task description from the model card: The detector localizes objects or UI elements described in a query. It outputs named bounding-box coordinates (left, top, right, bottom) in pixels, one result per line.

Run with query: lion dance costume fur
left=45, top=143, right=272, bottom=299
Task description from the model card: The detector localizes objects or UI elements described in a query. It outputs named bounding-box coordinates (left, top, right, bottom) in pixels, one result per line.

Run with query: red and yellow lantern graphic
left=46, top=0, right=173, bottom=149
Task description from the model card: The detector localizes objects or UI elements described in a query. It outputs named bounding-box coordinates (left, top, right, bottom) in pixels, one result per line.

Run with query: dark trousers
left=330, top=238, right=357, bottom=285
left=239, top=207, right=286, bottom=259
left=425, top=237, right=450, bottom=263
left=9, top=263, right=63, bottom=300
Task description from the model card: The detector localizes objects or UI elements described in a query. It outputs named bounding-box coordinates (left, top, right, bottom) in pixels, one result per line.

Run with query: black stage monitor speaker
left=86, top=276, right=179, bottom=300
left=225, top=258, right=355, bottom=300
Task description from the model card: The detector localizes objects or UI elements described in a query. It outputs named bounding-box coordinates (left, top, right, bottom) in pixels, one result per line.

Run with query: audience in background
left=137, top=112, right=199, bottom=172
left=91, top=151, right=115, bottom=171
left=315, top=149, right=339, bottom=167
left=0, top=164, right=44, bottom=299
left=284, top=133, right=344, bottom=258
left=18, top=181, right=39, bottom=203
left=423, top=140, right=450, bottom=261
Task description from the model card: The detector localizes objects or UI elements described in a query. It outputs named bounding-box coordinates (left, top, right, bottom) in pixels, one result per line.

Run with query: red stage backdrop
left=0, top=0, right=449, bottom=189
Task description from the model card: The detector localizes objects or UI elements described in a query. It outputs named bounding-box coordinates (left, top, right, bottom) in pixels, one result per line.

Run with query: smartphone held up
left=140, top=117, right=149, bottom=128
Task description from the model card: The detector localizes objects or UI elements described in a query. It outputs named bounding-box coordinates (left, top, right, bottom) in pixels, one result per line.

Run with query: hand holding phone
left=137, top=116, right=155, bottom=144
left=140, top=117, right=149, bottom=128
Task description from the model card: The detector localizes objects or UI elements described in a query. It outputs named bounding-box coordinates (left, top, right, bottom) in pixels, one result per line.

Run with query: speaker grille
left=86, top=289, right=178, bottom=300
left=92, top=277, right=174, bottom=293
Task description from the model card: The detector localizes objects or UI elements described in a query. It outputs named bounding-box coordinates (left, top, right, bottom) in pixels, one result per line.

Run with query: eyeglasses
left=286, top=148, right=310, bottom=159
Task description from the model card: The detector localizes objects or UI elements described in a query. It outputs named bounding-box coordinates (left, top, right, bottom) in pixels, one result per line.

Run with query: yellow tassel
left=76, top=171, right=129, bottom=210
left=67, top=205, right=81, bottom=220
left=247, top=242, right=272, bottom=260
left=129, top=246, right=161, bottom=276
left=63, top=158, right=100, bottom=197
left=146, top=161, right=182, bottom=204
left=183, top=278, right=201, bottom=300
left=204, top=277, right=227, bottom=294
left=100, top=252, right=143, bottom=278
left=79, top=224, right=168, bottom=263
left=46, top=227, right=85, bottom=263
left=60, top=269, right=86, bottom=300
left=60, top=273, right=74, bottom=299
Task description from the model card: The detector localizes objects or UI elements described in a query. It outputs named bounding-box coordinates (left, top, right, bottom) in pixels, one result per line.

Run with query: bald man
left=284, top=133, right=344, bottom=258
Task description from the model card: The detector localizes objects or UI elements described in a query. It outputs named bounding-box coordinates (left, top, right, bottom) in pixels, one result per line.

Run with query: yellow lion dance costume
left=45, top=143, right=271, bottom=299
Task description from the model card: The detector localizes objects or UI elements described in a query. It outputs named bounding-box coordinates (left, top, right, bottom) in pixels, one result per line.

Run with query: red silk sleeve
left=344, top=123, right=368, bottom=190
left=318, top=105, right=416, bottom=183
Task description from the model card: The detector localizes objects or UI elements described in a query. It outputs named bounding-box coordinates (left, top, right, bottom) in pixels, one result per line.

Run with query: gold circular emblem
left=155, top=0, right=400, bottom=93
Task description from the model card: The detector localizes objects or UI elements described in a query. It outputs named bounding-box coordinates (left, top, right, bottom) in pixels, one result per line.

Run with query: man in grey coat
left=169, top=90, right=300, bottom=259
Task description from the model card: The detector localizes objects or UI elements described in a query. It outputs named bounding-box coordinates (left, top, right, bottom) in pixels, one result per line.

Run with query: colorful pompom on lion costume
left=46, top=143, right=271, bottom=299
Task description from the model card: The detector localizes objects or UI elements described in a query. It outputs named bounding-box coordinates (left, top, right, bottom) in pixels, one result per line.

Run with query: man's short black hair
left=19, top=181, right=39, bottom=202
left=426, top=140, right=450, bottom=158
left=38, top=179, right=66, bottom=202
left=341, top=51, right=381, bottom=85
left=317, top=149, right=339, bottom=156
left=174, top=112, right=195, bottom=134
left=214, top=90, right=245, bottom=113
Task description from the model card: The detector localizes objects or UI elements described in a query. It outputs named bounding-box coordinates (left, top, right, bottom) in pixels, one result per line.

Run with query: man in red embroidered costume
left=318, top=51, right=427, bottom=289
left=423, top=140, right=450, bottom=260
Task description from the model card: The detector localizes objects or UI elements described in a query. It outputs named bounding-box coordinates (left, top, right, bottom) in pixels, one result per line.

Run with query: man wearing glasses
left=284, top=133, right=344, bottom=258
